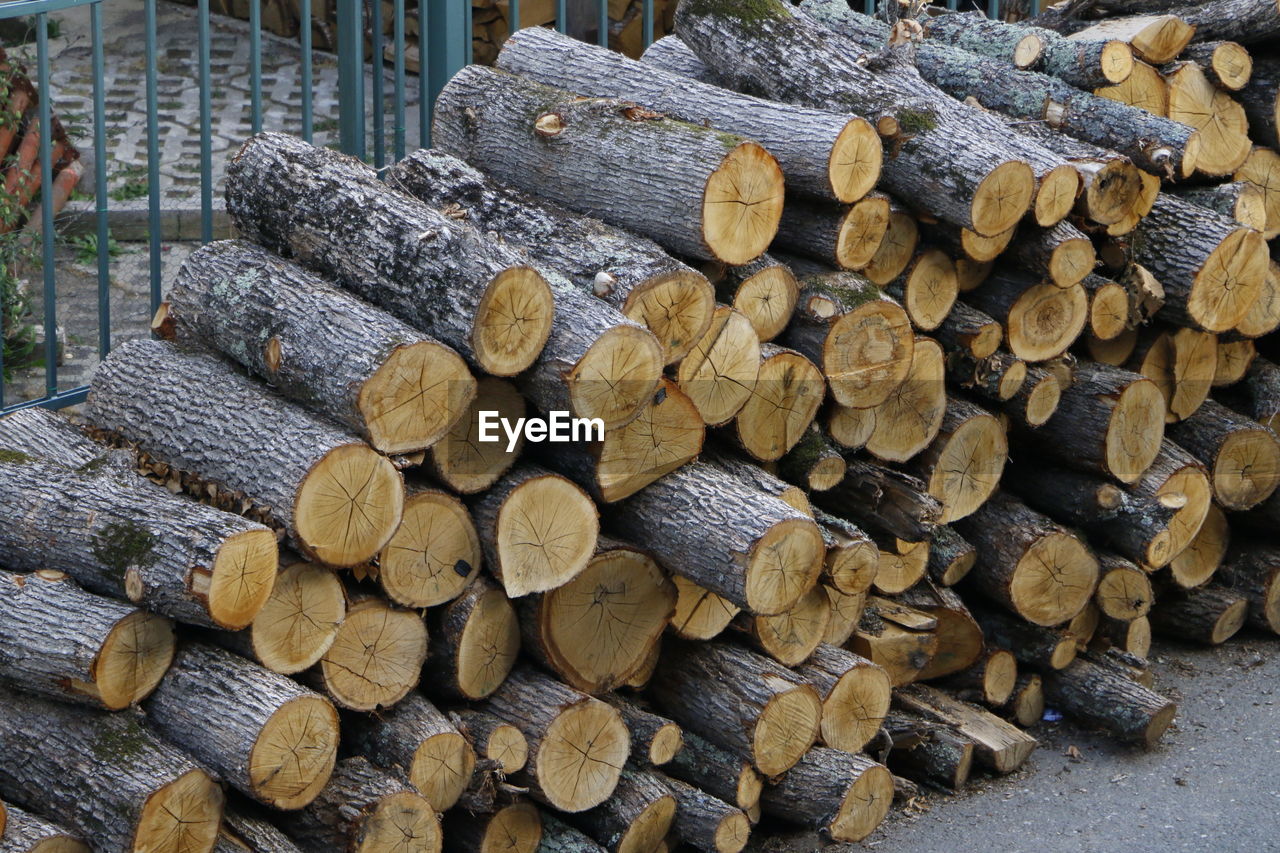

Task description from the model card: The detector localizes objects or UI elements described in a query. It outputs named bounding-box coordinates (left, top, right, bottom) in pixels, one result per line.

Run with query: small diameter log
left=443, top=801, right=542, bottom=853
left=453, top=710, right=529, bottom=775
left=1165, top=62, right=1251, bottom=176
left=895, top=583, right=985, bottom=679
left=145, top=642, right=338, bottom=810
left=935, top=302, right=1003, bottom=361
left=660, top=774, right=751, bottom=853
left=428, top=377, right=525, bottom=494
left=663, top=731, right=763, bottom=815
left=565, top=767, right=676, bottom=853
left=536, top=813, right=607, bottom=853
left=1096, top=614, right=1153, bottom=658
left=777, top=426, right=847, bottom=493
left=796, top=643, right=892, bottom=753
left=675, top=305, right=761, bottom=427
left=872, top=540, right=930, bottom=596
left=948, top=352, right=1028, bottom=407
left=1011, top=120, right=1142, bottom=226
left=600, top=696, right=683, bottom=767
left=849, top=604, right=938, bottom=687
left=315, top=595, right=429, bottom=711
left=774, top=196, right=889, bottom=271
left=1149, top=586, right=1249, bottom=645
left=1129, top=326, right=1218, bottom=423
left=929, top=525, right=978, bottom=586
left=275, top=757, right=440, bottom=852
left=434, top=65, right=783, bottom=266
left=962, top=269, right=1087, bottom=362
left=1217, top=543, right=1280, bottom=633
left=1082, top=272, right=1146, bottom=342
left=161, top=240, right=475, bottom=455
left=939, top=649, right=1019, bottom=707
left=0, top=441, right=277, bottom=631
left=481, top=665, right=629, bottom=812
left=649, top=640, right=821, bottom=777
left=472, top=464, right=599, bottom=598
left=606, top=460, right=824, bottom=615
left=864, top=205, right=920, bottom=286
left=1170, top=503, right=1230, bottom=589
left=971, top=605, right=1079, bottom=671
left=996, top=362, right=1056, bottom=429
left=388, top=148, right=713, bottom=364
left=378, top=487, right=479, bottom=609
left=1008, top=221, right=1097, bottom=289
left=826, top=402, right=876, bottom=451
left=90, top=339, right=401, bottom=568
left=0, top=692, right=223, bottom=853
left=1168, top=400, right=1280, bottom=510
left=956, top=491, right=1099, bottom=627
left=882, top=711, right=975, bottom=790
left=1041, top=658, right=1176, bottom=747
left=731, top=583, right=832, bottom=666
left=1171, top=181, right=1267, bottom=229
left=882, top=249, right=959, bottom=333
left=0, top=803, right=88, bottom=853
left=760, top=748, right=892, bottom=843
left=226, top=133, right=554, bottom=377
left=907, top=396, right=1008, bottom=524
left=708, top=256, right=799, bottom=342
left=733, top=343, right=826, bottom=462
left=1181, top=41, right=1253, bottom=91
left=894, top=684, right=1038, bottom=773
left=932, top=221, right=1015, bottom=264
left=519, top=538, right=675, bottom=693
left=1004, top=673, right=1047, bottom=728
left=669, top=576, right=741, bottom=641
left=1130, top=439, right=1213, bottom=570
left=1094, top=553, right=1155, bottom=620
left=813, top=459, right=942, bottom=543
left=864, top=336, right=948, bottom=463
left=425, top=576, right=519, bottom=702
left=215, top=807, right=304, bottom=853
left=814, top=510, right=879, bottom=596
left=0, top=568, right=174, bottom=710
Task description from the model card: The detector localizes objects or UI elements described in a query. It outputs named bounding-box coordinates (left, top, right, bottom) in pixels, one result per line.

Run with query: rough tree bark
left=759, top=747, right=893, bottom=842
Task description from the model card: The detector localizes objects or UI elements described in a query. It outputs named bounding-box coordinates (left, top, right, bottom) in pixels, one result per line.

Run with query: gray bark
left=275, top=757, right=435, bottom=851
left=662, top=731, right=760, bottom=812
left=564, top=767, right=674, bottom=851
left=811, top=458, right=942, bottom=542
left=659, top=773, right=750, bottom=853
left=0, top=407, right=128, bottom=470
left=1041, top=658, right=1176, bottom=747
left=639, top=36, right=717, bottom=82
left=1161, top=0, right=1280, bottom=44
left=1239, top=56, right=1280, bottom=147
left=759, top=747, right=890, bottom=842
left=0, top=804, right=86, bottom=852
left=216, top=809, right=302, bottom=852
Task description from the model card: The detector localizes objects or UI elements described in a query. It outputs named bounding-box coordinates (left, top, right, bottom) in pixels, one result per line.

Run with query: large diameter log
left=606, top=460, right=824, bottom=615
left=0, top=569, right=173, bottom=710
left=495, top=25, right=880, bottom=204
left=760, top=748, right=892, bottom=842
left=649, top=640, right=821, bottom=777
left=862, top=336, right=948, bottom=463
left=675, top=305, right=761, bottom=427
left=388, top=149, right=713, bottom=364
left=1217, top=543, right=1280, bottom=633
left=226, top=133, right=554, bottom=376
left=675, top=0, right=1037, bottom=237
left=481, top=665, right=629, bottom=812
left=659, top=774, right=751, bottom=853
left=796, top=643, right=892, bottom=753
left=315, top=595, right=429, bottom=711
left=160, top=240, right=475, bottom=455
left=1164, top=62, right=1251, bottom=176
left=0, top=803, right=88, bottom=853
left=961, top=269, right=1087, bottom=363
left=1150, top=586, right=1249, bottom=645
left=429, top=377, right=525, bottom=494
left=730, top=583, right=832, bottom=666
left=1041, top=658, right=1176, bottom=747
left=378, top=487, right=480, bottom=609
left=906, top=396, right=1007, bottom=524
left=0, top=692, right=223, bottom=853
left=565, top=767, right=676, bottom=853
left=894, top=684, right=1038, bottom=773
left=275, top=757, right=440, bottom=852
left=732, top=343, right=825, bottom=462
left=0, top=443, right=277, bottom=630
left=433, top=65, right=783, bottom=266
left=424, top=576, right=518, bottom=702
left=956, top=491, right=1099, bottom=626
left=145, top=642, right=338, bottom=810
left=89, top=339, right=402, bottom=568
left=1167, top=400, right=1280, bottom=510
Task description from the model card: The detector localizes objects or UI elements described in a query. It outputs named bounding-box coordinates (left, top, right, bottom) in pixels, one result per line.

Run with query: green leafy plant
left=66, top=232, right=120, bottom=265
left=1, top=233, right=37, bottom=381
left=109, top=165, right=150, bottom=202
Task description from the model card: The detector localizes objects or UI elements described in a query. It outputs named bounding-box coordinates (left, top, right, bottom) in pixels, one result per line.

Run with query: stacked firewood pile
left=3, top=0, right=1280, bottom=850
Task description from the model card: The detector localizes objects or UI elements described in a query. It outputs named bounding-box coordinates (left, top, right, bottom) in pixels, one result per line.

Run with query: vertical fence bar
left=466, top=0, right=473, bottom=63
left=250, top=0, right=262, bottom=133
left=419, top=0, right=429, bottom=146
left=372, top=0, right=386, bottom=169
left=36, top=13, right=56, bottom=397
left=394, top=0, right=406, bottom=161
left=337, top=0, right=366, bottom=158
left=198, top=0, right=213, bottom=243
left=989, top=0, right=1000, bottom=18
left=510, top=0, right=520, bottom=30
left=92, top=2, right=110, bottom=358
left=597, top=0, right=608, bottom=46
left=426, top=0, right=468, bottom=138
left=302, top=0, right=313, bottom=141
left=556, top=0, right=567, bottom=33
left=146, top=0, right=162, bottom=311
left=642, top=0, right=653, bottom=48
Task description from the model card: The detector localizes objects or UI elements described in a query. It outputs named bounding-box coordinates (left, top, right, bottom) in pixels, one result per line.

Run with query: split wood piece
left=433, top=65, right=783, bottom=266
left=823, top=586, right=869, bottom=646
left=962, top=269, right=1087, bottom=363
left=608, top=459, right=824, bottom=615
left=0, top=803, right=88, bottom=853
left=781, top=266, right=914, bottom=409
left=0, top=441, right=277, bottom=630
left=707, top=256, right=799, bottom=342
left=225, top=133, right=554, bottom=376
left=881, top=249, right=959, bottom=332
left=864, top=336, right=948, bottom=463
left=1067, top=15, right=1193, bottom=63
left=1150, top=586, right=1249, bottom=645
left=145, top=642, right=338, bottom=810
left=760, top=747, right=892, bottom=842
left=1217, top=542, right=1280, bottom=633
left=935, top=302, right=1004, bottom=360
left=896, top=583, right=986, bottom=679
left=907, top=396, right=1008, bottom=524
left=649, top=640, right=822, bottom=777
left=425, top=576, right=518, bottom=703
left=275, top=757, right=440, bottom=852
left=662, top=731, right=763, bottom=815
left=1008, top=221, right=1097, bottom=289
left=0, top=692, right=223, bottom=853
left=161, top=240, right=475, bottom=455
left=1236, top=147, right=1280, bottom=238
left=1169, top=503, right=1230, bottom=589
left=733, top=343, right=826, bottom=462
left=1004, top=673, right=1047, bottom=728
left=1164, top=62, right=1252, bottom=176
left=600, top=696, right=683, bottom=767
left=378, top=487, right=479, bottom=609
left=472, top=464, right=598, bottom=598
left=894, top=684, right=1038, bottom=773
left=1129, top=326, right=1219, bottom=423
left=675, top=0, right=1037, bottom=237
left=778, top=426, right=847, bottom=493
left=536, top=813, right=608, bottom=852
left=797, top=643, right=892, bottom=752
left=1170, top=181, right=1267, bottom=230
left=1223, top=358, right=1280, bottom=431
left=774, top=195, right=890, bottom=271
left=388, top=149, right=714, bottom=364
left=428, top=378, right=525, bottom=494
left=315, top=595, right=428, bottom=711
left=871, top=539, right=930, bottom=596
left=519, top=538, right=675, bottom=693
left=496, top=25, right=880, bottom=204
left=956, top=491, right=1099, bottom=627
left=1086, top=328, right=1140, bottom=366
left=1094, top=552, right=1155, bottom=620
left=849, top=604, right=938, bottom=687
left=931, top=221, right=1015, bottom=263
left=826, top=402, right=876, bottom=451
left=442, top=802, right=542, bottom=853
left=0, top=568, right=174, bottom=710
left=1041, top=657, right=1176, bottom=747
left=668, top=576, right=741, bottom=641
left=1239, top=57, right=1280, bottom=148
left=881, top=711, right=975, bottom=790
left=929, top=525, right=978, bottom=586
left=812, top=458, right=943, bottom=543
left=731, top=583, right=832, bottom=667
left=453, top=710, right=529, bottom=774
left=1216, top=339, right=1258, bottom=386
left=864, top=205, right=920, bottom=286
left=1021, top=361, right=1165, bottom=483
left=1128, top=439, right=1213, bottom=571
left=1131, top=194, right=1268, bottom=332
left=971, top=605, right=1078, bottom=670
left=90, top=339, right=400, bottom=568
left=1010, top=120, right=1143, bottom=225
left=1179, top=41, right=1253, bottom=91
left=482, top=665, right=628, bottom=811
left=1167, top=399, right=1280, bottom=510
left=660, top=774, right=751, bottom=853
left=948, top=352, right=1029, bottom=407
left=565, top=767, right=676, bottom=853
left=938, top=649, right=1019, bottom=707
left=675, top=305, right=761, bottom=427
left=814, top=509, right=879, bottom=595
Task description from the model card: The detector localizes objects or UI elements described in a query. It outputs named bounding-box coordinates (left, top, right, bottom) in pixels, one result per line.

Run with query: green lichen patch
left=92, top=714, right=153, bottom=763
left=76, top=455, right=114, bottom=474
left=897, top=108, right=939, bottom=134
left=686, top=0, right=790, bottom=25
left=0, top=448, right=32, bottom=464
left=92, top=520, right=159, bottom=577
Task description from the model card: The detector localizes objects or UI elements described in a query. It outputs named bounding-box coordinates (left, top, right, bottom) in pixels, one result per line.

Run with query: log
left=934, top=302, right=1003, bottom=361
left=159, top=240, right=476, bottom=455
left=1128, top=326, right=1218, bottom=423
left=1011, top=119, right=1143, bottom=224
left=275, top=757, right=440, bottom=852
left=668, top=576, right=741, bottom=641
left=864, top=336, right=948, bottom=463
left=374, top=486, right=483, bottom=610
left=0, top=692, right=223, bottom=853
left=422, top=575, right=518, bottom=703
left=1093, top=552, right=1155, bottom=620
left=732, top=343, right=825, bottom=462
left=1005, top=363, right=1063, bottom=427
left=605, top=460, right=824, bottom=615
left=649, top=640, right=822, bottom=777
left=0, top=437, right=278, bottom=630
left=759, top=748, right=892, bottom=842
left=1169, top=502, right=1230, bottom=589
left=1239, top=56, right=1280, bottom=148
left=453, top=710, right=529, bottom=775
left=638, top=35, right=717, bottom=81
left=660, top=774, right=751, bottom=853
left=480, top=665, right=629, bottom=811
left=1041, top=658, right=1176, bottom=747
left=1170, top=181, right=1267, bottom=229
left=536, top=813, right=607, bottom=853
left=928, top=525, right=978, bottom=586
left=961, top=268, right=1087, bottom=363
left=894, top=684, right=1038, bottom=773
left=956, top=491, right=1099, bottom=626
left=895, top=583, right=986, bottom=679
left=0, top=407, right=130, bottom=470
left=215, top=808, right=303, bottom=853
left=600, top=695, right=683, bottom=767
left=907, top=396, right=1008, bottom=524
left=864, top=204, right=920, bottom=286
left=774, top=196, right=889, bottom=271
left=441, top=801, right=541, bottom=853
left=1128, top=439, right=1213, bottom=570
left=1064, top=15, right=1194, bottom=63
left=0, top=568, right=174, bottom=710
left=947, top=352, right=1028, bottom=408
left=388, top=148, right=714, bottom=364
left=849, top=603, right=938, bottom=686
left=1216, top=339, right=1258, bottom=386
left=706, top=256, right=798, bottom=342
left=314, top=594, right=428, bottom=711
left=1167, top=399, right=1280, bottom=510
left=1234, top=146, right=1280, bottom=237
left=871, top=539, right=930, bottom=596
left=777, top=426, right=847, bottom=493
left=812, top=458, right=942, bottom=543
left=1217, top=542, right=1280, bottom=633
left=731, top=583, right=831, bottom=667
left=813, top=509, right=879, bottom=595
left=881, top=711, right=974, bottom=789
left=1087, top=328, right=1140, bottom=366
left=1149, top=586, right=1249, bottom=644
left=825, top=401, right=877, bottom=451
left=565, top=767, right=676, bottom=853
left=0, top=803, right=88, bottom=853
left=939, top=648, right=1019, bottom=707
left=796, top=643, right=892, bottom=753
left=1008, top=221, right=1097, bottom=289
left=1004, top=673, right=1047, bottom=728
left=1223, top=357, right=1280, bottom=431
left=1156, top=0, right=1280, bottom=45
left=433, top=65, right=783, bottom=265
left=226, top=132, right=555, bottom=376
left=675, top=305, right=761, bottom=427
left=971, top=604, right=1079, bottom=670
left=428, top=377, right=525, bottom=494
left=1163, top=61, right=1251, bottom=176
left=882, top=249, right=959, bottom=333
left=662, top=731, right=762, bottom=814
left=932, top=221, right=1016, bottom=264
left=145, top=642, right=338, bottom=810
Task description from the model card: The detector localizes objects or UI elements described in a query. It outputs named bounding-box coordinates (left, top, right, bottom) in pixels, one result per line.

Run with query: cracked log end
left=319, top=598, right=429, bottom=711
left=430, top=377, right=525, bottom=494
left=96, top=609, right=175, bottom=710
left=969, top=160, right=1035, bottom=237
left=136, top=768, right=224, bottom=853
left=1100, top=40, right=1136, bottom=84
left=835, top=194, right=890, bottom=270
left=410, top=729, right=475, bottom=813
left=1095, top=60, right=1169, bottom=117
left=899, top=250, right=958, bottom=332
left=538, top=700, right=629, bottom=812
left=735, top=347, right=824, bottom=462
left=864, top=209, right=919, bottom=286
left=753, top=684, right=823, bottom=778
left=207, top=528, right=280, bottom=630
left=596, top=380, right=704, bottom=503
left=740, top=584, right=831, bottom=667
left=1048, top=235, right=1097, bottom=289
left=824, top=301, right=914, bottom=410
left=623, top=269, right=716, bottom=364
left=1090, top=281, right=1130, bottom=341
left=494, top=474, right=599, bottom=597
left=927, top=409, right=1008, bottom=524
left=1103, top=376, right=1166, bottom=483
left=473, top=266, right=556, bottom=377
left=380, top=489, right=480, bottom=609
left=725, top=262, right=799, bottom=343
left=829, top=117, right=883, bottom=204
left=569, top=323, right=664, bottom=430
left=670, top=576, right=740, bottom=641
left=866, top=337, right=946, bottom=463
left=1009, top=531, right=1099, bottom=626
left=359, top=789, right=441, bottom=851
left=702, top=142, right=785, bottom=266
left=1033, top=164, right=1082, bottom=228
left=1167, top=63, right=1251, bottom=177
left=677, top=306, right=761, bottom=427
left=358, top=340, right=476, bottom=456
left=249, top=560, right=345, bottom=675
left=453, top=585, right=521, bottom=702
left=295, top=443, right=403, bottom=568
left=1189, top=228, right=1267, bottom=332
left=1213, top=429, right=1280, bottom=510
left=744, top=517, right=825, bottom=616
left=249, top=694, right=340, bottom=810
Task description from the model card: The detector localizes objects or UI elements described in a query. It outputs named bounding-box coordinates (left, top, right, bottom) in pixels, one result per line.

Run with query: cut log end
left=677, top=306, right=761, bottom=427
left=1088, top=159, right=1144, bottom=226
left=830, top=762, right=894, bottom=842
left=1090, top=282, right=1130, bottom=341
left=648, top=723, right=685, bottom=766
left=596, top=380, right=705, bottom=503
left=96, top=609, right=176, bottom=710
left=1049, top=236, right=1097, bottom=289
left=866, top=337, right=946, bottom=463
left=829, top=118, right=883, bottom=204
left=538, top=701, right=630, bottom=812
left=1170, top=503, right=1228, bottom=589
left=616, top=792, right=678, bottom=853
left=1007, top=282, right=1087, bottom=363
left=671, top=575, right=741, bottom=640
left=136, top=769, right=224, bottom=853
left=1013, top=33, right=1045, bottom=68
left=295, top=444, right=403, bottom=568
left=468, top=802, right=542, bottom=853
left=1106, top=378, right=1167, bottom=484
left=929, top=410, right=1008, bottom=524
left=1100, top=40, right=1135, bottom=84
left=1011, top=532, right=1099, bottom=627
left=754, top=685, right=823, bottom=777
left=250, top=561, right=346, bottom=674
left=735, top=349, right=824, bottom=462
left=1189, top=228, right=1267, bottom=332
left=473, top=266, right=556, bottom=376
left=1034, top=165, right=1083, bottom=228
left=824, top=301, right=914, bottom=409
left=746, top=584, right=832, bottom=666
left=455, top=582, right=521, bottom=701
left=729, top=265, right=799, bottom=342
left=900, top=249, right=958, bottom=332
left=570, top=325, right=664, bottom=429
left=381, top=490, right=481, bottom=609
left=207, top=528, right=280, bottom=629
left=702, top=142, right=785, bottom=265
left=431, top=378, right=525, bottom=494
left=624, top=270, right=716, bottom=364
left=320, top=598, right=429, bottom=711
left=1167, top=64, right=1250, bottom=178
left=971, top=161, right=1036, bottom=237
left=249, top=694, right=340, bottom=809
left=745, top=517, right=825, bottom=616
left=1158, top=465, right=1213, bottom=566
left=835, top=195, right=891, bottom=270
left=864, top=211, right=919, bottom=286
left=819, top=664, right=893, bottom=754
left=411, top=730, right=475, bottom=813
left=1214, top=429, right=1280, bottom=510
left=359, top=789, right=441, bottom=852
left=496, top=475, right=599, bottom=597
left=359, top=341, right=476, bottom=455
